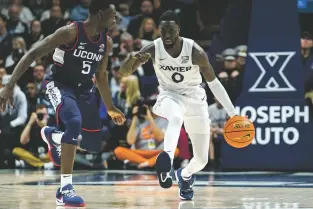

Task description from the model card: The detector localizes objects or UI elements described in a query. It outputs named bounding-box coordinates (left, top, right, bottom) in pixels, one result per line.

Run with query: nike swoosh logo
left=160, top=172, right=172, bottom=182
left=201, top=96, right=205, bottom=101
left=80, top=42, right=87, bottom=45
left=159, top=58, right=167, bottom=61
left=234, top=133, right=251, bottom=141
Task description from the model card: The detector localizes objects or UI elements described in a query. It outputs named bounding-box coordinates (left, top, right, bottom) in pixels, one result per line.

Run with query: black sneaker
left=155, top=151, right=173, bottom=189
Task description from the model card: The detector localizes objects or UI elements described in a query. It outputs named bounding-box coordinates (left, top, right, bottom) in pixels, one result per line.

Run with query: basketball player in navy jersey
left=119, top=11, right=238, bottom=201
left=0, top=0, right=149, bottom=207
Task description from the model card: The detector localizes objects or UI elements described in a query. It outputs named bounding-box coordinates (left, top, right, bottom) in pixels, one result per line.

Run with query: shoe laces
left=181, top=177, right=193, bottom=191
left=62, top=189, right=77, bottom=198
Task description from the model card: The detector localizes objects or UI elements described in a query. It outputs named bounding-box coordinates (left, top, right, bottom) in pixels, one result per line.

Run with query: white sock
left=161, top=98, right=184, bottom=164
left=181, top=133, right=210, bottom=178
left=52, top=132, right=63, bottom=144
left=61, top=174, right=72, bottom=189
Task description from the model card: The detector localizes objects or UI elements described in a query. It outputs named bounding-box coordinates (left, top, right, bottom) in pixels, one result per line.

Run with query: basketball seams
left=223, top=117, right=255, bottom=148
left=224, top=130, right=255, bottom=133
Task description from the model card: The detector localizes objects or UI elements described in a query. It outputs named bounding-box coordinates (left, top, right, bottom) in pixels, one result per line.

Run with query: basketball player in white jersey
left=119, top=11, right=238, bottom=200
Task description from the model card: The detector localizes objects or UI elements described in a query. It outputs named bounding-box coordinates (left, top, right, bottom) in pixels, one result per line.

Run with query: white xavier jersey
left=153, top=37, right=202, bottom=94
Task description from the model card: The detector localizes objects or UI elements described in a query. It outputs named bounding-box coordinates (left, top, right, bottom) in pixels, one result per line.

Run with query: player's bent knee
left=67, top=117, right=82, bottom=134
left=168, top=114, right=184, bottom=125
left=61, top=116, right=82, bottom=145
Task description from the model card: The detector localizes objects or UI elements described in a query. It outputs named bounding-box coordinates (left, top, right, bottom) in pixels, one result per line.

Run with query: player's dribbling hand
left=0, top=85, right=14, bottom=111
left=108, top=106, right=126, bottom=125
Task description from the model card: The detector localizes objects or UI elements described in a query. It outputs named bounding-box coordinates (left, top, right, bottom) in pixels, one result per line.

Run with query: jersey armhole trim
left=58, top=21, right=79, bottom=51
left=83, top=22, right=102, bottom=43
left=54, top=62, right=63, bottom=67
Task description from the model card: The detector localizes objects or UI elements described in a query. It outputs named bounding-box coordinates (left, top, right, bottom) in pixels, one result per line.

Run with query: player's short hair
left=159, top=10, right=180, bottom=25
left=89, top=0, right=112, bottom=15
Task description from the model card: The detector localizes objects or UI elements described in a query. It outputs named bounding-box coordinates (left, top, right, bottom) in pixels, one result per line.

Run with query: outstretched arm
left=6, top=24, right=77, bottom=89
left=192, top=42, right=238, bottom=117
left=119, top=43, right=155, bottom=77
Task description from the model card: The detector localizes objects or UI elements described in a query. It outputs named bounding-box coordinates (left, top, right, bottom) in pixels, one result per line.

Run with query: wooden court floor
left=0, top=170, right=312, bottom=209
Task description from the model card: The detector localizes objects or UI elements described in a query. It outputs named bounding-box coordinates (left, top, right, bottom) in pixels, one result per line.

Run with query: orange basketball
left=223, top=115, right=255, bottom=148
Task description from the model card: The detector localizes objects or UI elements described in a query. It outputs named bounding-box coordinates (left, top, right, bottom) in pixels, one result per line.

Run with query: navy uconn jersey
left=48, top=21, right=107, bottom=90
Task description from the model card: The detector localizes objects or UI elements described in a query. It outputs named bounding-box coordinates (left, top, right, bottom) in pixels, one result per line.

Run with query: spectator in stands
left=12, top=104, right=54, bottom=169
left=25, top=81, right=38, bottom=114
left=110, top=75, right=142, bottom=149
left=302, top=32, right=313, bottom=115
left=0, top=14, right=10, bottom=67
left=0, top=75, right=27, bottom=168
left=117, top=3, right=132, bottom=31
left=301, top=32, right=313, bottom=66
left=0, top=74, right=28, bottom=127
left=108, top=24, right=122, bottom=57
left=113, top=75, right=141, bottom=120
left=235, top=45, right=247, bottom=69
left=0, top=68, right=7, bottom=89
left=127, top=0, right=154, bottom=39
left=114, top=102, right=178, bottom=169
left=218, top=48, right=241, bottom=102
left=6, top=4, right=28, bottom=37
left=0, top=14, right=8, bottom=43
left=12, top=0, right=34, bottom=24
left=70, top=0, right=89, bottom=21
left=41, top=0, right=70, bottom=21
left=27, top=0, right=48, bottom=20
left=33, top=64, right=45, bottom=93
left=41, top=5, right=66, bottom=37
left=134, top=17, right=159, bottom=49
left=5, top=36, right=27, bottom=69
left=208, top=97, right=227, bottom=169
left=119, top=32, right=134, bottom=56
left=110, top=60, right=121, bottom=97
left=5, top=36, right=35, bottom=88
left=25, top=20, right=44, bottom=49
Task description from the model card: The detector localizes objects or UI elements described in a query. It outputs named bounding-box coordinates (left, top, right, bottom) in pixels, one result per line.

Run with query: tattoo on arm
left=119, top=43, right=156, bottom=77
left=140, top=43, right=155, bottom=61
left=8, top=24, right=77, bottom=88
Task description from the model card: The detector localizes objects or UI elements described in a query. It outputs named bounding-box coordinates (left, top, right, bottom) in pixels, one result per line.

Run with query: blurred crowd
left=0, top=0, right=247, bottom=171
left=302, top=32, right=313, bottom=118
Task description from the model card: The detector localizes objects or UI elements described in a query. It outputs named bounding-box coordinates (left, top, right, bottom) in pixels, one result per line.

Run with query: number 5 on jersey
left=82, top=61, right=92, bottom=74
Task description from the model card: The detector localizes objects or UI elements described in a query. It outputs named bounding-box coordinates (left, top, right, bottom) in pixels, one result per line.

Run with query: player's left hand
left=108, top=107, right=126, bottom=125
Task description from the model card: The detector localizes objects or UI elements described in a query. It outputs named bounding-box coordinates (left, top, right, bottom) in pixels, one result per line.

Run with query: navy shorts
left=45, top=81, right=81, bottom=130
left=45, top=81, right=103, bottom=151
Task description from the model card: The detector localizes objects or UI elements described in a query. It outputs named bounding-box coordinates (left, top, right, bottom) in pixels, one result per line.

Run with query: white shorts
left=153, top=87, right=211, bottom=134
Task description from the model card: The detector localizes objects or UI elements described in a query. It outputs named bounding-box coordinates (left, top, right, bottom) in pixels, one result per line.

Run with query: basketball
left=223, top=116, right=255, bottom=148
